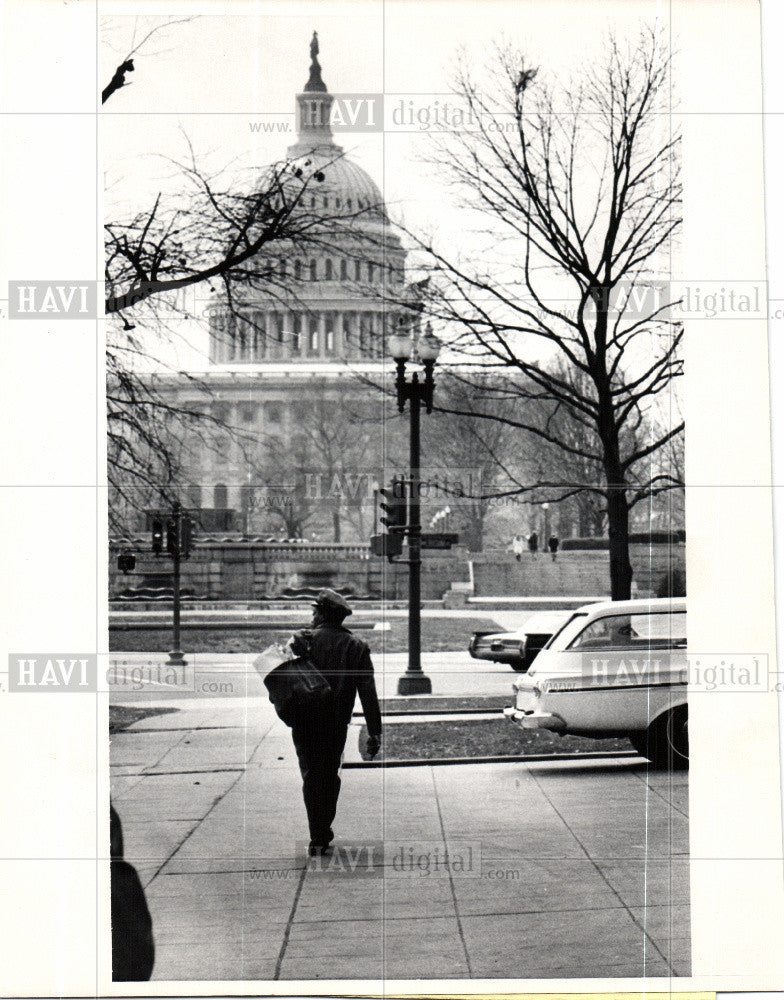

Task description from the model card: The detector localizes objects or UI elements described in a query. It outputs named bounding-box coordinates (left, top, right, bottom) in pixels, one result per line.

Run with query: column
left=335, top=310, right=343, bottom=357
left=353, top=312, right=362, bottom=358
left=267, top=311, right=279, bottom=360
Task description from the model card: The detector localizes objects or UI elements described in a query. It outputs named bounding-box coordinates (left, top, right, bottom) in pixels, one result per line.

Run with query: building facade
left=131, top=36, right=415, bottom=542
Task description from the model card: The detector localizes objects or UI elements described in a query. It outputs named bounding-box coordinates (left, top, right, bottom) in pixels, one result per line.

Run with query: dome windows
left=308, top=316, right=319, bottom=353
left=325, top=258, right=333, bottom=280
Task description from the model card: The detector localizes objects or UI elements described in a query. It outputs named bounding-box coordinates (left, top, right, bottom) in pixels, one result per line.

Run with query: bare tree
left=423, top=373, right=524, bottom=550
left=101, top=16, right=198, bottom=104
left=103, top=20, right=382, bottom=529
left=244, top=393, right=382, bottom=541
left=408, top=29, right=683, bottom=598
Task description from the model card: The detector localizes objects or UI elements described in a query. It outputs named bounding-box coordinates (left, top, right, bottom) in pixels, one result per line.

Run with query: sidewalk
left=111, top=694, right=690, bottom=982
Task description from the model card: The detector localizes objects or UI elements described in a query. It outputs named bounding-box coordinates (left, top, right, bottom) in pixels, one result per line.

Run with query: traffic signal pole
left=167, top=501, right=186, bottom=666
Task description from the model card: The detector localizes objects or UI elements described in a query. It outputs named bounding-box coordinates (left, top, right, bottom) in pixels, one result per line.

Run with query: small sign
left=420, top=533, right=460, bottom=550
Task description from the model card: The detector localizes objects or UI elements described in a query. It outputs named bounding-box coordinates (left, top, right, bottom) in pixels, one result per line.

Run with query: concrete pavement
left=111, top=693, right=690, bottom=982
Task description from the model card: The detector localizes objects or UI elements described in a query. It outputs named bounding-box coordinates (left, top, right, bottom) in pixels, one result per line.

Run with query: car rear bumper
left=469, top=647, right=522, bottom=665
left=503, top=705, right=566, bottom=732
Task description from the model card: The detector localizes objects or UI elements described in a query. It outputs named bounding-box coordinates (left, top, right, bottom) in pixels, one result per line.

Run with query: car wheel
left=511, top=661, right=528, bottom=673
left=665, top=706, right=689, bottom=767
left=631, top=708, right=689, bottom=769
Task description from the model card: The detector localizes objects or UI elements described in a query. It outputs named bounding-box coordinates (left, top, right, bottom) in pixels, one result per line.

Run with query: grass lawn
left=109, top=616, right=504, bottom=655
left=109, top=704, right=179, bottom=734
left=359, top=718, right=632, bottom=760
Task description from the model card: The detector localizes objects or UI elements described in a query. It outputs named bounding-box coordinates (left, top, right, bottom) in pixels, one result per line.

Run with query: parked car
left=469, top=610, right=571, bottom=672
left=503, top=597, right=688, bottom=767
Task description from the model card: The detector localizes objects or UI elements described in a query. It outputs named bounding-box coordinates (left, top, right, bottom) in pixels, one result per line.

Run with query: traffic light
left=151, top=518, right=164, bottom=555
left=379, top=477, right=407, bottom=533
left=166, top=516, right=178, bottom=557
left=370, top=532, right=403, bottom=558
left=371, top=477, right=407, bottom=561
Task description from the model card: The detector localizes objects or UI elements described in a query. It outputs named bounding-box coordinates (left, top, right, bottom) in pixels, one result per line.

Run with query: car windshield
left=568, top=611, right=687, bottom=651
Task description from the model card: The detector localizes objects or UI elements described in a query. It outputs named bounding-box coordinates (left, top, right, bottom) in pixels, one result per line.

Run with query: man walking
left=289, top=589, right=382, bottom=855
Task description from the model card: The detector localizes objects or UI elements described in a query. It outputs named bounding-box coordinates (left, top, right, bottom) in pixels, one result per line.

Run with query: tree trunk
left=596, top=362, right=633, bottom=600
left=606, top=480, right=633, bottom=599
left=465, top=507, right=485, bottom=552
left=462, top=518, right=483, bottom=552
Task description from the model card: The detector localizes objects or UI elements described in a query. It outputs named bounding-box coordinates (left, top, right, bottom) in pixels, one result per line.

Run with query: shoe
left=308, top=843, right=332, bottom=857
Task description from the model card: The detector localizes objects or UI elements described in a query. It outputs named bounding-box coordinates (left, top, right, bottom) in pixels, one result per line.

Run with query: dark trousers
left=291, top=712, right=349, bottom=846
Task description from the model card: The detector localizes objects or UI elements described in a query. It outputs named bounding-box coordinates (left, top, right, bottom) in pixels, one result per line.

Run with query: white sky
left=101, top=0, right=675, bottom=368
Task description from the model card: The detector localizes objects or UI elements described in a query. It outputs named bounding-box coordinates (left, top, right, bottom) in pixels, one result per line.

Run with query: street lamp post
left=388, top=325, right=440, bottom=696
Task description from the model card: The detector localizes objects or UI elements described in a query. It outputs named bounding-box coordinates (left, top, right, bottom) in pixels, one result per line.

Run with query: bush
left=561, top=530, right=685, bottom=551
left=561, top=537, right=608, bottom=550
left=656, top=568, right=686, bottom=597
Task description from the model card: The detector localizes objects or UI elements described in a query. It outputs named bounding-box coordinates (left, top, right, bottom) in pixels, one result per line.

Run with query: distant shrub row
left=561, top=530, right=685, bottom=550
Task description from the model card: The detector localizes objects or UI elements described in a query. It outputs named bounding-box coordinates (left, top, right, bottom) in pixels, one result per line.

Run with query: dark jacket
left=301, top=623, right=382, bottom=735
left=111, top=859, right=155, bottom=981
left=110, top=805, right=154, bottom=982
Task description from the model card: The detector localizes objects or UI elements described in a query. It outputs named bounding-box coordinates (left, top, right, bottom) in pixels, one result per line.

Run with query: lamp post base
left=166, top=650, right=187, bottom=666
left=397, top=671, right=432, bottom=695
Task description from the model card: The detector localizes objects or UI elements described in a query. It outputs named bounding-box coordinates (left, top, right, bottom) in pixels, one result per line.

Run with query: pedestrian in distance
left=512, top=534, right=524, bottom=561
left=527, top=531, right=538, bottom=555
left=289, top=589, right=382, bottom=856
left=548, top=535, right=559, bottom=561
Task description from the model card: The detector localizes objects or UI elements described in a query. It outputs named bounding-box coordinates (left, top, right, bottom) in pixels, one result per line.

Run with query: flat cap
left=314, top=588, right=352, bottom=616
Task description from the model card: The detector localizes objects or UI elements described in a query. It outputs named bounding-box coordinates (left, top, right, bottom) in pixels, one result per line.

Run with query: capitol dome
left=207, top=32, right=408, bottom=368
left=284, top=148, right=387, bottom=220
left=283, top=34, right=388, bottom=222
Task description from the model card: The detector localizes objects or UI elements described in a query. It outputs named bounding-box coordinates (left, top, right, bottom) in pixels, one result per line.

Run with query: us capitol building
left=151, top=35, right=416, bottom=541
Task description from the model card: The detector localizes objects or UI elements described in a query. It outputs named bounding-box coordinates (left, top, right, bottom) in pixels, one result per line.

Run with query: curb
left=343, top=750, right=640, bottom=768
left=109, top=620, right=377, bottom=631
left=355, top=705, right=507, bottom=719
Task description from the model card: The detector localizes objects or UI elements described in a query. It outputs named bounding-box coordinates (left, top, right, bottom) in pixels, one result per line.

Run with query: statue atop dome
left=305, top=30, right=327, bottom=93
